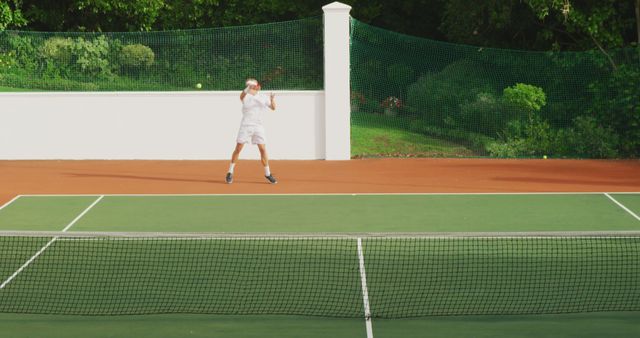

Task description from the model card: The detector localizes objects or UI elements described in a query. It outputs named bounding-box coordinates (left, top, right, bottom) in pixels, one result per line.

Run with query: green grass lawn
left=351, top=112, right=477, bottom=158
left=0, top=86, right=39, bottom=92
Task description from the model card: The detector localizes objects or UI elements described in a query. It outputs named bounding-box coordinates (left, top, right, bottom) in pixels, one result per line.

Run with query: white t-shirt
left=241, top=93, right=270, bottom=126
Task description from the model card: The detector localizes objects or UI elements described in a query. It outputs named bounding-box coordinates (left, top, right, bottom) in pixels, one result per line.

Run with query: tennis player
left=225, top=78, right=277, bottom=184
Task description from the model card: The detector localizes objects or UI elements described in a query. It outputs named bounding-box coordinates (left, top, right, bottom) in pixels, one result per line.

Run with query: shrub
left=502, top=83, right=546, bottom=114
left=406, top=59, right=492, bottom=128
left=564, top=116, right=619, bottom=158
left=69, top=36, right=112, bottom=77
left=41, top=37, right=73, bottom=65
left=489, top=115, right=555, bottom=157
left=458, top=92, right=503, bottom=135
left=589, top=64, right=640, bottom=157
left=119, top=44, right=154, bottom=69
left=386, top=63, right=415, bottom=89
left=486, top=139, right=527, bottom=158
left=0, top=51, right=16, bottom=71
left=5, top=34, right=38, bottom=70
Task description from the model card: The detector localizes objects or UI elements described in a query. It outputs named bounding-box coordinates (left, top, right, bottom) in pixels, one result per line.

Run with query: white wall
left=0, top=2, right=352, bottom=160
left=0, top=91, right=325, bottom=160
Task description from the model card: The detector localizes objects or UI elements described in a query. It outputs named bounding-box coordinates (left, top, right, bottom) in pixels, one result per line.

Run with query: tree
left=525, top=0, right=638, bottom=68
left=0, top=0, right=27, bottom=31
left=75, top=0, right=165, bottom=31
left=20, top=0, right=164, bottom=31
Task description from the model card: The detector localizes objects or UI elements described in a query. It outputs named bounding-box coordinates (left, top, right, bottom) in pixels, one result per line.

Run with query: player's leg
left=231, top=143, right=244, bottom=164
left=257, top=143, right=277, bottom=184
left=227, top=141, right=245, bottom=184
left=225, top=127, right=251, bottom=184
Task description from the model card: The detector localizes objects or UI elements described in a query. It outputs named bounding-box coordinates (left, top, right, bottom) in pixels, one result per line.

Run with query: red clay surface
left=1, top=159, right=639, bottom=205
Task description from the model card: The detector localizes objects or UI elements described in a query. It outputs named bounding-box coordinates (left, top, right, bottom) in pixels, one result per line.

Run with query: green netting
left=0, top=17, right=323, bottom=91
left=1, top=232, right=639, bottom=317
left=350, top=19, right=640, bottom=159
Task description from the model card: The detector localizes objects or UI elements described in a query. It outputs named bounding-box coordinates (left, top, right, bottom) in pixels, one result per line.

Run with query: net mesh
left=0, top=17, right=323, bottom=91
left=0, top=232, right=638, bottom=317
left=350, top=19, right=640, bottom=159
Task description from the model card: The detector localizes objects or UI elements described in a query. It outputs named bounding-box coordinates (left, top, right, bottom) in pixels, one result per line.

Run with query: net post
left=322, top=2, right=352, bottom=160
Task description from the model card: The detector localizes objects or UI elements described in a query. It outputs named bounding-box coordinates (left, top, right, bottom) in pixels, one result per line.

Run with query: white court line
left=0, top=195, right=21, bottom=212
left=605, top=193, right=640, bottom=222
left=0, top=195, right=104, bottom=289
left=357, top=238, right=374, bottom=338
left=15, top=192, right=640, bottom=197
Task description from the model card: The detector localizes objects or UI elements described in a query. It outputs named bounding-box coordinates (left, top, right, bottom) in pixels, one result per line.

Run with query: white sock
left=264, top=166, right=271, bottom=176
left=228, top=163, right=235, bottom=174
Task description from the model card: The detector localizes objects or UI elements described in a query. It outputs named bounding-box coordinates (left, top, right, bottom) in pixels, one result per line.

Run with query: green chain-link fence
left=0, top=17, right=323, bottom=92
left=350, top=19, right=639, bottom=159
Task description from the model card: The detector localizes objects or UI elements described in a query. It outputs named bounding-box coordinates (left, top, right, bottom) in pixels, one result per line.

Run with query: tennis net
left=0, top=231, right=638, bottom=317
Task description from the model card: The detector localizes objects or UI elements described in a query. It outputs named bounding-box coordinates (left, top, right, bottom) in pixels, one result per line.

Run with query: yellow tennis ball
left=543, top=155, right=547, bottom=159
left=196, top=83, right=202, bottom=89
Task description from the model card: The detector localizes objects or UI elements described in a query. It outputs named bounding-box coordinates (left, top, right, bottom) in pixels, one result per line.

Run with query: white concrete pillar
left=322, top=2, right=352, bottom=160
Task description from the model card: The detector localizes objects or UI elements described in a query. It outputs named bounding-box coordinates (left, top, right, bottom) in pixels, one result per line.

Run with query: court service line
left=604, top=193, right=640, bottom=222
left=357, top=238, right=374, bottom=338
left=0, top=195, right=21, bottom=212
left=0, top=195, right=104, bottom=290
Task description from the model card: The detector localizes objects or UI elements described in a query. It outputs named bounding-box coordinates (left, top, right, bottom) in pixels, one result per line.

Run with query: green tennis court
left=1, top=193, right=639, bottom=232
left=0, top=193, right=639, bottom=338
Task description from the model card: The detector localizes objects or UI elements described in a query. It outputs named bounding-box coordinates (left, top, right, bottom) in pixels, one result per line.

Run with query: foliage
left=440, top=0, right=535, bottom=49
left=4, top=34, right=38, bottom=70
left=502, top=83, right=546, bottom=113
left=406, top=58, right=492, bottom=129
left=489, top=114, right=621, bottom=158
left=68, top=36, right=112, bottom=77
left=458, top=92, right=504, bottom=135
left=588, top=64, right=640, bottom=157
left=41, top=37, right=74, bottom=65
left=0, top=0, right=27, bottom=31
left=525, top=0, right=634, bottom=51
left=559, top=116, right=619, bottom=158
left=488, top=115, right=555, bottom=157
left=20, top=0, right=164, bottom=31
left=119, top=43, right=154, bottom=70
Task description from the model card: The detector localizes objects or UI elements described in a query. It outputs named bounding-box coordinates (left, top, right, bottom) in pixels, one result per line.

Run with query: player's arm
left=269, top=92, right=276, bottom=111
left=240, top=85, right=250, bottom=101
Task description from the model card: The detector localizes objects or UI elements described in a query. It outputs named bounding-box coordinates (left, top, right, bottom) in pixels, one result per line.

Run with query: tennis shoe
left=225, top=172, right=233, bottom=184
left=265, top=174, right=277, bottom=184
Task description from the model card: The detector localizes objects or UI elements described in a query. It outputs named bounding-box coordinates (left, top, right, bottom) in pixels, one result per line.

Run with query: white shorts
left=236, top=125, right=267, bottom=145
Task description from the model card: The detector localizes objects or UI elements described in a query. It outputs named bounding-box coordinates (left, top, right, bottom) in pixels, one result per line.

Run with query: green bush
left=5, top=34, right=38, bottom=70
left=41, top=37, right=73, bottom=65
left=459, top=92, right=504, bottom=135
left=564, top=116, right=619, bottom=158
left=386, top=63, right=415, bottom=90
left=502, top=83, right=546, bottom=114
left=69, top=36, right=112, bottom=77
left=486, top=139, right=527, bottom=158
left=589, top=64, right=640, bottom=157
left=489, top=115, right=555, bottom=157
left=119, top=43, right=154, bottom=69
left=0, top=51, right=16, bottom=71
left=406, top=59, right=491, bottom=129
